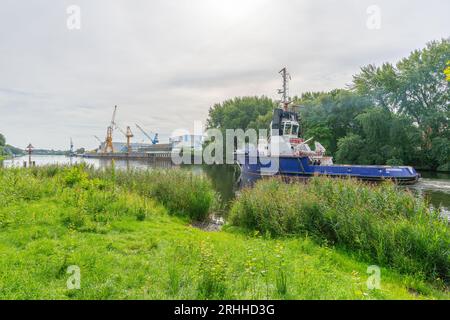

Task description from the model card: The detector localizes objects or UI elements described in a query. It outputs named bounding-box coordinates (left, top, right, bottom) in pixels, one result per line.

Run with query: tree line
left=0, top=134, right=77, bottom=157
left=0, top=133, right=24, bottom=157
left=206, top=39, right=449, bottom=171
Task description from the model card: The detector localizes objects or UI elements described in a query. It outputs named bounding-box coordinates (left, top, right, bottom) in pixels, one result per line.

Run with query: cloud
left=0, top=0, right=449, bottom=149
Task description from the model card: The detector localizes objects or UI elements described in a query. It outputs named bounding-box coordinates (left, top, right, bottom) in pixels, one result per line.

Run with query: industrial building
left=85, top=105, right=204, bottom=160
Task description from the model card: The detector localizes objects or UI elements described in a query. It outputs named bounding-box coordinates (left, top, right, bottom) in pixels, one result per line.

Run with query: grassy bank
left=0, top=166, right=448, bottom=299
left=230, top=177, right=450, bottom=284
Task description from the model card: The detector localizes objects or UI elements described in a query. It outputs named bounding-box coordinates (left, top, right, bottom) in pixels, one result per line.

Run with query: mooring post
left=25, top=143, right=34, bottom=168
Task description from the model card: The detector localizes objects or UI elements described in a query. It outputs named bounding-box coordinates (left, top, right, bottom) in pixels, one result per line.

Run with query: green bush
left=0, top=168, right=55, bottom=205
left=229, top=177, right=450, bottom=283
left=63, top=165, right=90, bottom=188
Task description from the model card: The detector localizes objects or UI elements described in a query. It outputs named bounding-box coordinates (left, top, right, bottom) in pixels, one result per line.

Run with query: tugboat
left=236, top=68, right=420, bottom=184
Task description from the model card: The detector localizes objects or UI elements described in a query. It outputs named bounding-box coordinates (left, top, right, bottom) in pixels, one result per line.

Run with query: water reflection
left=405, top=171, right=450, bottom=218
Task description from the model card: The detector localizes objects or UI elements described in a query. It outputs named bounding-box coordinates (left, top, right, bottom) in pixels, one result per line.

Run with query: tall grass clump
left=197, top=241, right=228, bottom=299
left=229, top=177, right=450, bottom=283
left=0, top=167, right=56, bottom=205
left=92, top=168, right=216, bottom=221
left=1, top=165, right=216, bottom=221
left=51, top=165, right=165, bottom=230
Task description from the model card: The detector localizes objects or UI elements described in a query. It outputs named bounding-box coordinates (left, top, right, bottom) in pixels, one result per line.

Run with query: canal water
left=2, top=155, right=449, bottom=218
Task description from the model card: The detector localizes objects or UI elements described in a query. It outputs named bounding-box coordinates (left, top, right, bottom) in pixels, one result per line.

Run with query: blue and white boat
left=236, top=68, right=420, bottom=184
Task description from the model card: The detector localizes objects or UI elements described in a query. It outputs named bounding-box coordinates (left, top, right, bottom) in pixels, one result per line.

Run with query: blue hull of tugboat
left=237, top=155, right=419, bottom=184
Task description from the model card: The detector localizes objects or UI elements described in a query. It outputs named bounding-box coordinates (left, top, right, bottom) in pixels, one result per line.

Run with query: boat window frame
left=292, top=124, right=299, bottom=136
left=283, top=122, right=292, bottom=135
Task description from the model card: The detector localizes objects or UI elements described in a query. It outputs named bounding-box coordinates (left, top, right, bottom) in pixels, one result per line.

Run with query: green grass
left=0, top=166, right=448, bottom=299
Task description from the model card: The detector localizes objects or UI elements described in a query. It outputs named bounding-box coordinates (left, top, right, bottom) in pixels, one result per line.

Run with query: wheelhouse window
left=292, top=124, right=299, bottom=136
left=283, top=123, right=292, bottom=135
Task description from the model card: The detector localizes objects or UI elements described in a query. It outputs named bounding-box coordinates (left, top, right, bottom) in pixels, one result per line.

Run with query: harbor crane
left=103, top=105, right=117, bottom=153
left=135, top=124, right=159, bottom=145
left=115, top=125, right=134, bottom=154
left=93, top=135, right=103, bottom=151
left=94, top=135, right=102, bottom=144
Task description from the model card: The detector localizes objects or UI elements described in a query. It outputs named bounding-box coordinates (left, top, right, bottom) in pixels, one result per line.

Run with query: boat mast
left=278, top=67, right=291, bottom=110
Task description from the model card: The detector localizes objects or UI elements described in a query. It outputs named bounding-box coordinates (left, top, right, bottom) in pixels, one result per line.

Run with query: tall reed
left=83, top=166, right=216, bottom=221
left=229, top=177, right=450, bottom=283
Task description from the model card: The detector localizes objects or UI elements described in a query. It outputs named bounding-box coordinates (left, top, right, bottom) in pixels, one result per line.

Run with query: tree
left=395, top=40, right=449, bottom=133
left=353, top=107, right=421, bottom=165
left=445, top=61, right=450, bottom=81
left=430, top=137, right=450, bottom=171
left=352, top=63, right=399, bottom=111
left=296, top=90, right=372, bottom=154
left=205, top=96, right=275, bottom=159
left=248, top=111, right=273, bottom=131
left=0, top=133, right=5, bottom=156
left=206, top=96, right=275, bottom=131
left=353, top=39, right=450, bottom=128
left=352, top=39, right=450, bottom=169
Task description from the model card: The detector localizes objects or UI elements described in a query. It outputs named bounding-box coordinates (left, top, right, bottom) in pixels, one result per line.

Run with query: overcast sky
left=0, top=0, right=449, bottom=150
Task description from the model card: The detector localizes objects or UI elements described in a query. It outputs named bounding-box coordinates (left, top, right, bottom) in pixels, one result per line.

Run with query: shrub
left=0, top=168, right=55, bottom=205
left=229, top=177, right=450, bottom=283
left=63, top=166, right=89, bottom=188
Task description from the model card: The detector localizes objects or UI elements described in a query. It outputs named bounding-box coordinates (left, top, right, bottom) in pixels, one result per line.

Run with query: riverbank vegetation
left=206, top=39, right=450, bottom=171
left=229, top=177, right=450, bottom=284
left=0, top=165, right=448, bottom=299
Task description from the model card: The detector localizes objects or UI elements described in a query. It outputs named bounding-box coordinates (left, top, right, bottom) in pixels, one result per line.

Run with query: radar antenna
left=278, top=67, right=291, bottom=110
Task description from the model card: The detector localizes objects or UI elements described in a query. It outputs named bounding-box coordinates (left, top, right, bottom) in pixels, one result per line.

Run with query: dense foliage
left=349, top=39, right=449, bottom=170
left=0, top=133, right=5, bottom=157
left=229, top=177, right=450, bottom=283
left=206, top=96, right=275, bottom=131
left=206, top=39, right=450, bottom=171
